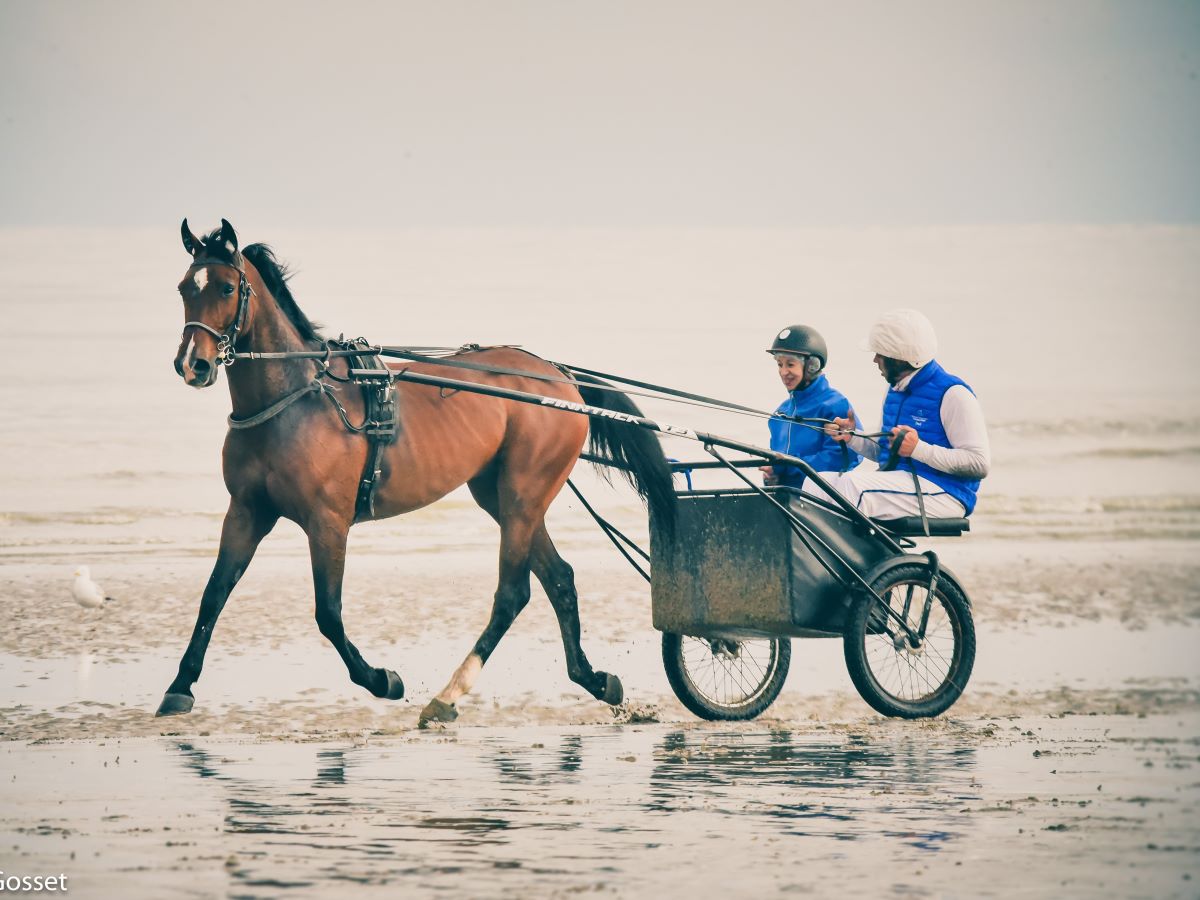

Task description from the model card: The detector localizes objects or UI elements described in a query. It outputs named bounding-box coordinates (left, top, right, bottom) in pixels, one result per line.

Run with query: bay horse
left=159, top=219, right=674, bottom=726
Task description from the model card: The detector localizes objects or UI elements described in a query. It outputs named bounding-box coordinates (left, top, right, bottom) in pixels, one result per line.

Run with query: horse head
left=174, top=218, right=251, bottom=388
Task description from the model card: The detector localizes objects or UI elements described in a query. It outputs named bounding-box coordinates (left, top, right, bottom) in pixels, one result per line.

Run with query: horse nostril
left=192, top=358, right=212, bottom=380
left=174, top=357, right=184, bottom=377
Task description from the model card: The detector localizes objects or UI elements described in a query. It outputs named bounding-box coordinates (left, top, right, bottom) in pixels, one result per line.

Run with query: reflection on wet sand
left=2, top=715, right=1196, bottom=898
left=170, top=728, right=979, bottom=894
left=647, top=731, right=977, bottom=851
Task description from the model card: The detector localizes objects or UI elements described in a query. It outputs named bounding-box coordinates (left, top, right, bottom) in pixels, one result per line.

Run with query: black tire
left=662, top=632, right=791, bottom=721
left=844, top=562, right=975, bottom=718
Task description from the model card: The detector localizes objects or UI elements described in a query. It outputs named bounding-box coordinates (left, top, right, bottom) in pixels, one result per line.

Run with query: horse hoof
left=600, top=673, right=624, bottom=706
left=380, top=669, right=405, bottom=700
left=418, top=698, right=458, bottom=729
left=155, top=692, right=194, bottom=717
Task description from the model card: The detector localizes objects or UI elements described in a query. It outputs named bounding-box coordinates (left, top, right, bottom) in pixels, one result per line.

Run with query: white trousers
left=801, top=468, right=967, bottom=520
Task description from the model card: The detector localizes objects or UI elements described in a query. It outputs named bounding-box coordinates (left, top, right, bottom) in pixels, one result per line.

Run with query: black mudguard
left=857, top=553, right=972, bottom=608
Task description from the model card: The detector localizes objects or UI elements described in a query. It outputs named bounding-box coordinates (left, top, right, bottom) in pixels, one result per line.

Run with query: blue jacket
left=878, top=359, right=981, bottom=514
left=768, top=375, right=860, bottom=489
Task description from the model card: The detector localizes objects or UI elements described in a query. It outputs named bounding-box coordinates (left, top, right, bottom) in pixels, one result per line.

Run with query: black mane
left=200, top=229, right=323, bottom=342
left=242, top=243, right=324, bottom=342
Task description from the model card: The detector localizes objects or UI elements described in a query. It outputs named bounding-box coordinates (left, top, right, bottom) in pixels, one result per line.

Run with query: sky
left=1, top=0, right=1198, bottom=227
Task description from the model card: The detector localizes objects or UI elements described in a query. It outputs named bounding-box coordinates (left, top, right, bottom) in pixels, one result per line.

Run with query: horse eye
left=221, top=284, right=235, bottom=296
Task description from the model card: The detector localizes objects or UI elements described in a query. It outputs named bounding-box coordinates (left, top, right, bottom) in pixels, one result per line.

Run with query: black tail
left=573, top=372, right=676, bottom=536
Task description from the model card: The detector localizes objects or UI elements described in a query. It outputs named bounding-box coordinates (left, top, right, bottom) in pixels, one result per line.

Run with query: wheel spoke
left=678, top=637, right=780, bottom=707
left=860, top=583, right=960, bottom=704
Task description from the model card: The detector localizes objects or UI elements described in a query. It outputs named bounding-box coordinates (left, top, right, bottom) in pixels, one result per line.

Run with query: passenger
left=761, top=324, right=861, bottom=489
left=816, top=308, right=990, bottom=519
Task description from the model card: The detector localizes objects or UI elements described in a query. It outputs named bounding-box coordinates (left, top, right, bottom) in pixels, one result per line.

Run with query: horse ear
left=218, top=218, right=239, bottom=256
left=181, top=219, right=203, bottom=257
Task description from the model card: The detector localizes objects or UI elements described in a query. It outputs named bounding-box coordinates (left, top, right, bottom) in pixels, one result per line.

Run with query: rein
left=206, top=329, right=909, bottom=523
left=176, top=254, right=885, bottom=448
left=381, top=348, right=840, bottom=429
left=220, top=340, right=891, bottom=445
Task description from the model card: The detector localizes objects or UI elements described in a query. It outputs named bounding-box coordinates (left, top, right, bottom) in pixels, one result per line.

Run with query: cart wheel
left=662, top=633, right=791, bottom=721
left=843, top=562, right=976, bottom=718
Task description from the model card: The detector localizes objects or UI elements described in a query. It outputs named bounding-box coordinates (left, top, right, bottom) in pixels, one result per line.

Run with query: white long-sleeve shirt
left=846, top=371, right=990, bottom=479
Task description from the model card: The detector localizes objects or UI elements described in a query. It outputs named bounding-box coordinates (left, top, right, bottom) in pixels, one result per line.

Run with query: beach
left=1, top=225, right=1198, bottom=896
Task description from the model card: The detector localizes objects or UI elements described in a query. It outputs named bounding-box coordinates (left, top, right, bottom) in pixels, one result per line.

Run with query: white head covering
left=862, top=308, right=938, bottom=368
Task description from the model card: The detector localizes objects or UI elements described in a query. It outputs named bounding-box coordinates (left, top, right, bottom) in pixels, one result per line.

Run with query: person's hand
left=760, top=465, right=778, bottom=486
left=890, top=425, right=919, bottom=457
left=825, top=414, right=855, bottom=443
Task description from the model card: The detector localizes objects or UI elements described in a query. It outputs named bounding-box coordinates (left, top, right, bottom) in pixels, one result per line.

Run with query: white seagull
left=72, top=566, right=114, bottom=609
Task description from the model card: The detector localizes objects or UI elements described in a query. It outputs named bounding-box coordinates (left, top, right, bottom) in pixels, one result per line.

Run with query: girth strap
left=341, top=339, right=398, bottom=523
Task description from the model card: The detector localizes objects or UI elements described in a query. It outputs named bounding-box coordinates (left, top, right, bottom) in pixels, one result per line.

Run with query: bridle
left=180, top=257, right=254, bottom=366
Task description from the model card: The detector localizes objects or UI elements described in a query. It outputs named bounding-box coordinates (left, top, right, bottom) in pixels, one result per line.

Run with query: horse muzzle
left=175, top=351, right=219, bottom=388
left=175, top=325, right=224, bottom=388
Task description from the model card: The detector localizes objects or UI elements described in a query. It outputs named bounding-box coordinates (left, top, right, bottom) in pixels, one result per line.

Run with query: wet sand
left=2, top=533, right=1199, bottom=737
left=2, top=534, right=1199, bottom=897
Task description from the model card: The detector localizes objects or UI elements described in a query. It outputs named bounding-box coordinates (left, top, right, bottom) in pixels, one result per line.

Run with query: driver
left=761, top=324, right=860, bottom=489
left=815, top=309, right=990, bottom=519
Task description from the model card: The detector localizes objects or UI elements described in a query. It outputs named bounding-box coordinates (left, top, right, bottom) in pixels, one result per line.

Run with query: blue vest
left=878, top=360, right=980, bottom=515
left=768, top=375, right=860, bottom=489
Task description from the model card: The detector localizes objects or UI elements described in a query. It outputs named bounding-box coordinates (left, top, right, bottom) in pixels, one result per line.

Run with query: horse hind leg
left=419, top=516, right=536, bottom=727
left=420, top=465, right=622, bottom=724
left=530, top=525, right=623, bottom=706
left=418, top=470, right=538, bottom=727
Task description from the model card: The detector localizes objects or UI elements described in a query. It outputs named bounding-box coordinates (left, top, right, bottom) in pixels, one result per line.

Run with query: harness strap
left=222, top=338, right=399, bottom=522
left=880, top=428, right=930, bottom=535
left=343, top=338, right=399, bottom=523
left=225, top=373, right=376, bottom=434
left=227, top=380, right=326, bottom=429
left=181, top=320, right=226, bottom=340
left=564, top=479, right=650, bottom=582
left=911, top=470, right=931, bottom=537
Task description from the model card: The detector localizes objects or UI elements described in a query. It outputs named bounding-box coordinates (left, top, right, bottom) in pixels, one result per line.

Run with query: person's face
left=775, top=353, right=810, bottom=391
left=874, top=353, right=913, bottom=386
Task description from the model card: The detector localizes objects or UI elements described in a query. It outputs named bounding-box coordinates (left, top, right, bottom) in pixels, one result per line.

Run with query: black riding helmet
left=766, top=324, right=828, bottom=369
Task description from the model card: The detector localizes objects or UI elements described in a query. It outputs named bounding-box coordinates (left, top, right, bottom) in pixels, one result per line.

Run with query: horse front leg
left=156, top=500, right=278, bottom=716
left=308, top=519, right=405, bottom=701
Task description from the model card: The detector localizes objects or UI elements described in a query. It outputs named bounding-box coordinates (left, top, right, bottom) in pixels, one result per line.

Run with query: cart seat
left=873, top=516, right=970, bottom=537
